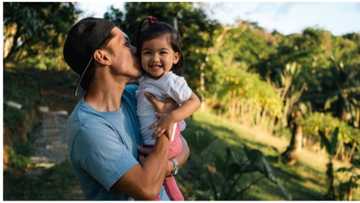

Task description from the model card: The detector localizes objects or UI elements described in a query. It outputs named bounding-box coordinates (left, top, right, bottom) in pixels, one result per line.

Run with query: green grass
left=4, top=161, right=83, bottom=200
left=179, top=109, right=359, bottom=200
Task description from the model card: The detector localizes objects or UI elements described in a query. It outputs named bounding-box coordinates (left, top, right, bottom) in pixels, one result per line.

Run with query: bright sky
left=78, top=1, right=360, bottom=35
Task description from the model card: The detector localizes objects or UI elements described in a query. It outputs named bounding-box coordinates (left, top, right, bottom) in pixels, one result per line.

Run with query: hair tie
left=147, top=16, right=157, bottom=24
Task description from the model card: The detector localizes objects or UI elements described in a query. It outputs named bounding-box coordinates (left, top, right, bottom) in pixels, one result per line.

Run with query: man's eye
left=124, top=42, right=130, bottom=47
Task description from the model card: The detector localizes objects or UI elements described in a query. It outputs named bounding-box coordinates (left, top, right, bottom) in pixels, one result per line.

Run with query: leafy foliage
left=336, top=163, right=360, bottom=200
left=4, top=2, right=80, bottom=69
left=187, top=146, right=291, bottom=200
left=300, top=112, right=360, bottom=161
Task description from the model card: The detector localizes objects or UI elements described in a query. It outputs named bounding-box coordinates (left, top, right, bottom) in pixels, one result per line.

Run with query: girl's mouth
left=150, top=64, right=163, bottom=69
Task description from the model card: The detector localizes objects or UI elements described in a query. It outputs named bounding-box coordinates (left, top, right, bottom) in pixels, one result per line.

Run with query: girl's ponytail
left=136, top=16, right=158, bottom=54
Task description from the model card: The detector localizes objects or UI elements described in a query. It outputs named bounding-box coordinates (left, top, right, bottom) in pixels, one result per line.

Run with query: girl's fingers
left=154, top=128, right=166, bottom=138
left=139, top=155, right=145, bottom=164
left=149, top=121, right=158, bottom=129
left=159, top=129, right=166, bottom=138
left=154, top=127, right=162, bottom=136
left=155, top=112, right=163, bottom=118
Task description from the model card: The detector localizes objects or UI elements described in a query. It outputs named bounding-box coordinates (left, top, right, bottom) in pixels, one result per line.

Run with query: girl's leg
left=144, top=125, right=185, bottom=200
left=168, top=124, right=183, bottom=157
left=164, top=125, right=185, bottom=200
left=164, top=176, right=184, bottom=200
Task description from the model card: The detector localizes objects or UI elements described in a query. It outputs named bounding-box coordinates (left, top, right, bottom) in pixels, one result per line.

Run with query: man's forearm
left=141, top=135, right=169, bottom=192
left=111, top=136, right=169, bottom=199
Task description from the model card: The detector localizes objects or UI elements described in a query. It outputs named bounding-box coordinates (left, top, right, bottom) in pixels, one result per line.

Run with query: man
left=63, top=17, right=189, bottom=200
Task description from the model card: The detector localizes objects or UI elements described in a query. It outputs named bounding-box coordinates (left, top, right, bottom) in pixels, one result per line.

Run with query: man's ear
left=93, top=49, right=112, bottom=66
left=173, top=52, right=180, bottom=65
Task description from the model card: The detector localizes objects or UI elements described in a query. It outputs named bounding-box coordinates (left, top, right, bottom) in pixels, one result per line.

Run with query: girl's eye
left=142, top=51, right=151, bottom=55
left=160, top=51, right=168, bottom=55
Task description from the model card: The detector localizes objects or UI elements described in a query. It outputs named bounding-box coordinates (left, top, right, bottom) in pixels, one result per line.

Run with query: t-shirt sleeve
left=74, top=124, right=139, bottom=191
left=166, top=75, right=193, bottom=105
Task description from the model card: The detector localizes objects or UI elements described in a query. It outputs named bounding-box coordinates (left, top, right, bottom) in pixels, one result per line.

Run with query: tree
left=315, top=35, right=360, bottom=126
left=4, top=2, right=80, bottom=67
left=257, top=28, right=359, bottom=164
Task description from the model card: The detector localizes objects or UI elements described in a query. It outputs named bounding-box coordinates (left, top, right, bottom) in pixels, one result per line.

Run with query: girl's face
left=141, top=34, right=180, bottom=78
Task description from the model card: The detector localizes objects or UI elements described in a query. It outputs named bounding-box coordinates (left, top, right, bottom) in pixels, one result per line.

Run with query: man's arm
left=110, top=135, right=169, bottom=200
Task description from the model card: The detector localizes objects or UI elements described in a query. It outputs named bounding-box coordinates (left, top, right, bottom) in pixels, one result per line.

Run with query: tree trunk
left=281, top=111, right=303, bottom=165
left=4, top=28, right=20, bottom=62
left=325, top=159, right=336, bottom=200
left=347, top=186, right=353, bottom=201
left=199, top=61, right=206, bottom=110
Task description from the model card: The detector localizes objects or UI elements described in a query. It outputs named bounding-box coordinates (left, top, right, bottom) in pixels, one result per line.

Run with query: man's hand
left=144, top=92, right=178, bottom=113
left=151, top=112, right=175, bottom=140
left=138, top=145, right=172, bottom=176
left=145, top=92, right=179, bottom=139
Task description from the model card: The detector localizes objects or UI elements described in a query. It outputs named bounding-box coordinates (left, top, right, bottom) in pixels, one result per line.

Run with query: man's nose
left=130, top=45, right=137, bottom=55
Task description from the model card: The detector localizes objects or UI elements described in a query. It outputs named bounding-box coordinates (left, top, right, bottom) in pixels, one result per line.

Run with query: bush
left=300, top=112, right=360, bottom=161
left=206, top=62, right=283, bottom=130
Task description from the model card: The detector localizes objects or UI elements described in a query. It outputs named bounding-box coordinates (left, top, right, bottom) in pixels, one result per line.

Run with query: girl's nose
left=153, top=53, right=160, bottom=62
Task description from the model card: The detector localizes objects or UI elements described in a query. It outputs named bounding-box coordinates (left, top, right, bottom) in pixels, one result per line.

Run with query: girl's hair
left=136, top=16, right=183, bottom=73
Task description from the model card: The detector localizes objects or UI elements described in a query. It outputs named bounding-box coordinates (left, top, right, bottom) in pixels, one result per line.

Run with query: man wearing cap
left=63, top=17, right=189, bottom=200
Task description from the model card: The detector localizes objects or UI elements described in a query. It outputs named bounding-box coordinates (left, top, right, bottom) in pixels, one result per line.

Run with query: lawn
left=179, top=108, right=359, bottom=200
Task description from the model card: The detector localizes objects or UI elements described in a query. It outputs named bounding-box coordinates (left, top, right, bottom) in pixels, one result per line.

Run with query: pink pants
left=144, top=125, right=184, bottom=200
left=164, top=125, right=184, bottom=201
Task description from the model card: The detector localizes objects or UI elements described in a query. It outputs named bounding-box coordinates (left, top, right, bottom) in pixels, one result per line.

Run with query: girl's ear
left=173, top=52, right=180, bottom=65
left=93, top=49, right=112, bottom=66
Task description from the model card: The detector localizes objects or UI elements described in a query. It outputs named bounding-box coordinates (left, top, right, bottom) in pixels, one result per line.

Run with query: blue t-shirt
left=66, top=84, right=170, bottom=200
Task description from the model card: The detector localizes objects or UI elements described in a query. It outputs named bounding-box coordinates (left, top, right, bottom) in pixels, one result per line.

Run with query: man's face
left=102, top=27, right=141, bottom=79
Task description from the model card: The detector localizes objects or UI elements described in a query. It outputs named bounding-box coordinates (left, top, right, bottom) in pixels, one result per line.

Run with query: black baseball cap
left=63, top=17, right=115, bottom=96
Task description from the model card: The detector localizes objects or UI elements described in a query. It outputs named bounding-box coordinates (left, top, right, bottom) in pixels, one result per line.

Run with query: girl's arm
left=153, top=93, right=201, bottom=136
left=169, top=93, right=201, bottom=122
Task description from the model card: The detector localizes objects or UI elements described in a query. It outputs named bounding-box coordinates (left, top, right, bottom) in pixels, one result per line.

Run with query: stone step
left=30, top=108, right=69, bottom=166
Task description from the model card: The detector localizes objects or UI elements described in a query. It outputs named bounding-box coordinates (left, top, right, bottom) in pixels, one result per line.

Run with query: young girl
left=135, top=16, right=201, bottom=200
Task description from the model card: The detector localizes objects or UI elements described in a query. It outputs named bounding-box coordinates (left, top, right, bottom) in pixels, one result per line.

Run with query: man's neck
left=84, top=72, right=129, bottom=112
